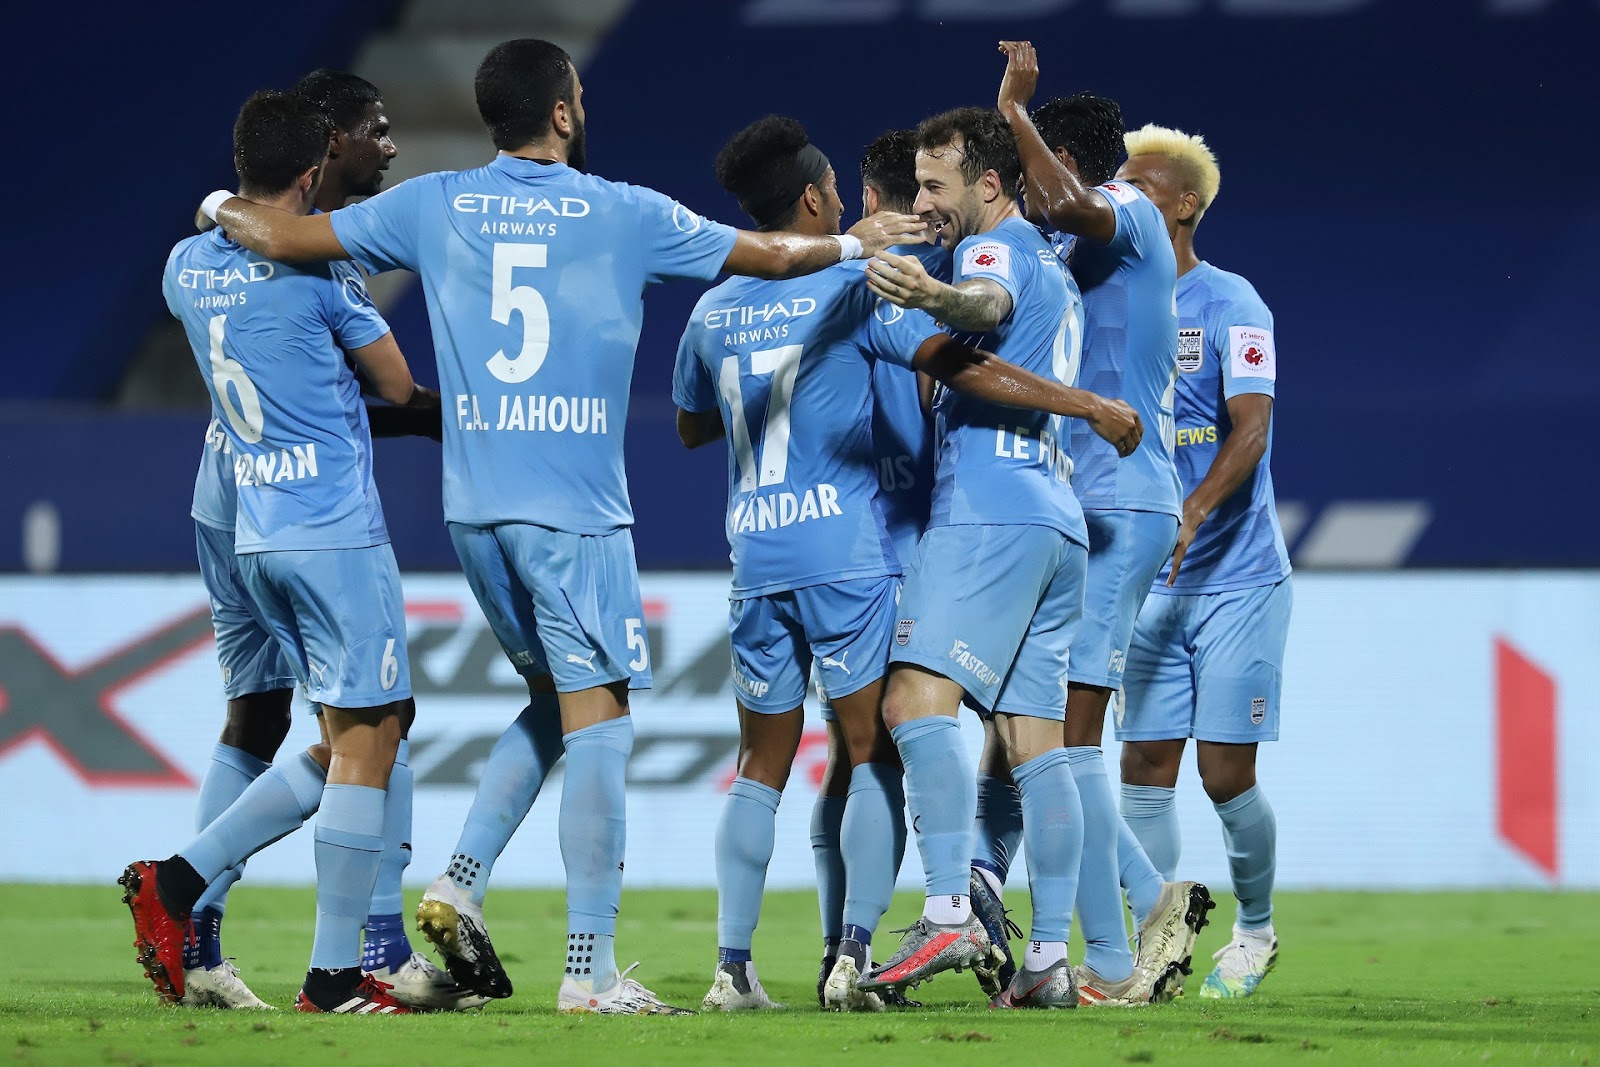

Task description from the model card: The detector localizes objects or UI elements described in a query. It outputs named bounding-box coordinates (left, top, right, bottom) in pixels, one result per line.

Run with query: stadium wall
left=1, top=571, right=1593, bottom=891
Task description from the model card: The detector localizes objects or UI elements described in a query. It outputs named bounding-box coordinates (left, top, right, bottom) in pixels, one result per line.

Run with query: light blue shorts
left=729, top=575, right=898, bottom=715
left=238, top=543, right=412, bottom=708
left=449, top=522, right=652, bottom=694
left=195, top=522, right=297, bottom=699
left=889, top=524, right=1085, bottom=720
left=1070, top=509, right=1179, bottom=690
left=1118, top=577, right=1293, bottom=743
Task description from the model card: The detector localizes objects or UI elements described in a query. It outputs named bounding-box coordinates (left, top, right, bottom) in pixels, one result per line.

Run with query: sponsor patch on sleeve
left=1228, top=325, right=1276, bottom=381
left=960, top=241, right=1011, bottom=280
left=1176, top=328, right=1204, bottom=373
left=1100, top=181, right=1140, bottom=206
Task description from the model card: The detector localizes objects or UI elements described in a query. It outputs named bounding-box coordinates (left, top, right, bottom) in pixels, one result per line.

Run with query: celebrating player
left=987, top=40, right=1213, bottom=1006
left=809, top=128, right=947, bottom=1008
left=856, top=107, right=1141, bottom=1008
left=126, top=90, right=436, bottom=1014
left=197, top=39, right=925, bottom=1014
left=678, top=117, right=1128, bottom=1012
left=1112, top=125, right=1288, bottom=999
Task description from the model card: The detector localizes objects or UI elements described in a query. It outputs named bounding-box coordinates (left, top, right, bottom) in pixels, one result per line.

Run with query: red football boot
left=118, top=860, right=190, bottom=1004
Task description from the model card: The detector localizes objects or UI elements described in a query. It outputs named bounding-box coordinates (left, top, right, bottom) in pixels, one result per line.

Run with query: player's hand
left=195, top=205, right=219, bottom=233
left=998, top=40, right=1039, bottom=113
left=1089, top=397, right=1142, bottom=458
left=864, top=250, right=941, bottom=311
left=848, top=211, right=927, bottom=257
left=1166, top=500, right=1207, bottom=586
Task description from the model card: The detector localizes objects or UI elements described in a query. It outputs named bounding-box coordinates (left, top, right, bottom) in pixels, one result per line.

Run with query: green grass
left=0, top=886, right=1595, bottom=1066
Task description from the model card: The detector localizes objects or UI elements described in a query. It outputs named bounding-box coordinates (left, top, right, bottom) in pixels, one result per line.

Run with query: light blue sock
left=1117, top=819, right=1166, bottom=929
left=841, top=762, right=904, bottom=941
left=180, top=751, right=326, bottom=883
left=892, top=717, right=975, bottom=898
left=450, top=695, right=565, bottom=906
left=1215, top=784, right=1276, bottom=929
left=809, top=794, right=846, bottom=946
left=1013, top=748, right=1081, bottom=945
left=369, top=739, right=412, bottom=917
left=715, top=776, right=781, bottom=953
left=1122, top=783, right=1180, bottom=882
left=309, top=783, right=386, bottom=971
left=972, top=773, right=1023, bottom=886
left=1066, top=746, right=1132, bottom=981
left=190, top=744, right=270, bottom=916
left=560, top=716, right=632, bottom=987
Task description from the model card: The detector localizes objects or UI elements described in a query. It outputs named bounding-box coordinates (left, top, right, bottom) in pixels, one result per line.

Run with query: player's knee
left=1121, top=740, right=1182, bottom=787
left=221, top=689, right=294, bottom=763
left=306, top=742, right=332, bottom=771
left=1198, top=762, right=1256, bottom=805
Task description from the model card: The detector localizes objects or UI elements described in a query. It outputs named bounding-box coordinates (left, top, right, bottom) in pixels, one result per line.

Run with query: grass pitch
left=0, top=886, right=1594, bottom=1065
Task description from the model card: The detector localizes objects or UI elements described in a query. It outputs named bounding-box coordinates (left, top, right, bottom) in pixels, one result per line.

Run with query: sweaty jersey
left=673, top=260, right=943, bottom=598
left=931, top=216, right=1086, bottom=547
left=164, top=228, right=392, bottom=554
left=1052, top=181, right=1182, bottom=518
left=191, top=417, right=237, bottom=532
left=1154, top=262, right=1290, bottom=594
left=871, top=241, right=949, bottom=563
left=329, top=156, right=738, bottom=534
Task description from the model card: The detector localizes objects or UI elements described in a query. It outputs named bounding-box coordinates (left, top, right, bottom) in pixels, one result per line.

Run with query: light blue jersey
left=329, top=156, right=738, bottom=533
left=870, top=242, right=948, bottom=563
left=1155, top=262, right=1289, bottom=594
left=163, top=229, right=392, bottom=553
left=191, top=417, right=238, bottom=532
left=672, top=260, right=944, bottom=598
left=1052, top=181, right=1181, bottom=519
left=932, top=216, right=1086, bottom=547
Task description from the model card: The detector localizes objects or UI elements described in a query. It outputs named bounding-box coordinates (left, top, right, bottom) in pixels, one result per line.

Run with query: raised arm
left=721, top=211, right=926, bottom=280
left=1167, top=393, right=1272, bottom=584
left=204, top=194, right=350, bottom=262
left=911, top=334, right=1142, bottom=456
left=865, top=251, right=1014, bottom=334
left=996, top=41, right=1116, bottom=245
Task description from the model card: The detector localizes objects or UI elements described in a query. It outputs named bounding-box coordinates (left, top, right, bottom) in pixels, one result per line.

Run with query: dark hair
left=233, top=90, right=331, bottom=196
left=1032, top=93, right=1125, bottom=188
left=291, top=69, right=382, bottom=132
left=715, top=115, right=816, bottom=231
left=860, top=129, right=919, bottom=213
left=914, top=107, right=1020, bottom=194
left=474, top=38, right=576, bottom=151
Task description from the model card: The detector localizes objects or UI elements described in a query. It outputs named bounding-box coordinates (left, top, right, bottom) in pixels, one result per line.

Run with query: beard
left=566, top=117, right=587, bottom=173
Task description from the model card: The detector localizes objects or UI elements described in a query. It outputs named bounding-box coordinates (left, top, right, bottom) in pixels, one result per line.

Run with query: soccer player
left=676, top=117, right=1128, bottom=1012
left=1112, top=125, right=1288, bottom=999
left=177, top=71, right=474, bottom=1013
left=126, top=90, right=434, bottom=1014
left=855, top=107, right=1142, bottom=1008
left=986, top=40, right=1214, bottom=1006
left=197, top=39, right=926, bottom=1014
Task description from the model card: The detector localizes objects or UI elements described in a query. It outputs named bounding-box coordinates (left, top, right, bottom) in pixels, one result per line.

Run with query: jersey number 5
left=717, top=344, right=802, bottom=491
left=487, top=243, right=551, bottom=384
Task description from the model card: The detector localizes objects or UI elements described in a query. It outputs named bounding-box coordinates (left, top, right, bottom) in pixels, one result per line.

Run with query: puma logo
left=821, top=651, right=851, bottom=675
left=565, top=650, right=597, bottom=673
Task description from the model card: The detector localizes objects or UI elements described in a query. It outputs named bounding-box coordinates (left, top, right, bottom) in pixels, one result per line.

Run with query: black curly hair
left=715, top=115, right=814, bottom=230
left=860, top=129, right=919, bottom=213
left=1031, top=93, right=1125, bottom=188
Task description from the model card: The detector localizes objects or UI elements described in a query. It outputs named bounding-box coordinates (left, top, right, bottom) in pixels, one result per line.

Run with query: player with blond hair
left=1113, top=124, right=1290, bottom=999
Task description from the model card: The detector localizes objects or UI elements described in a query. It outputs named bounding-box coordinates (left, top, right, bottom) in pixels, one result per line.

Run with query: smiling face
left=912, top=138, right=985, bottom=248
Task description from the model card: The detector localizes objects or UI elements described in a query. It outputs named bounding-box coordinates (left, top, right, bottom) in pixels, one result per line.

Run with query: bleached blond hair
left=1123, top=124, right=1221, bottom=222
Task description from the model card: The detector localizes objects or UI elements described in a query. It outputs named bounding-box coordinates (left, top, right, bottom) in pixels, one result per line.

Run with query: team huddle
left=122, top=36, right=1290, bottom=1016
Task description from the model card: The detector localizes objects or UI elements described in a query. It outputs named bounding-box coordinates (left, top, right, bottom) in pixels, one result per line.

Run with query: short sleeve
left=1093, top=181, right=1147, bottom=257
left=860, top=300, right=942, bottom=371
left=634, top=185, right=739, bottom=285
left=955, top=235, right=1022, bottom=311
left=329, top=175, right=436, bottom=275
left=1214, top=299, right=1277, bottom=400
left=161, top=264, right=181, bottom=320
left=324, top=263, right=393, bottom=352
left=671, top=322, right=718, bottom=413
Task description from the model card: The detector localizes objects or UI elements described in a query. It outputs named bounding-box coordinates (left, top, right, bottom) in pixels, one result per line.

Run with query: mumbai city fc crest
left=1177, top=328, right=1204, bottom=373
left=1251, top=696, right=1267, bottom=724
left=895, top=619, right=915, bottom=646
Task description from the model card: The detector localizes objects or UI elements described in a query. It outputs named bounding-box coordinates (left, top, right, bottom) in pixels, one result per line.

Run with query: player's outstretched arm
left=676, top=408, right=726, bottom=449
left=997, top=41, right=1116, bottom=245
left=867, top=252, right=1013, bottom=334
left=367, top=403, right=444, bottom=442
left=911, top=334, right=1142, bottom=457
left=722, top=211, right=925, bottom=280
left=202, top=194, right=350, bottom=262
left=1167, top=393, right=1272, bottom=583
left=346, top=332, right=426, bottom=408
